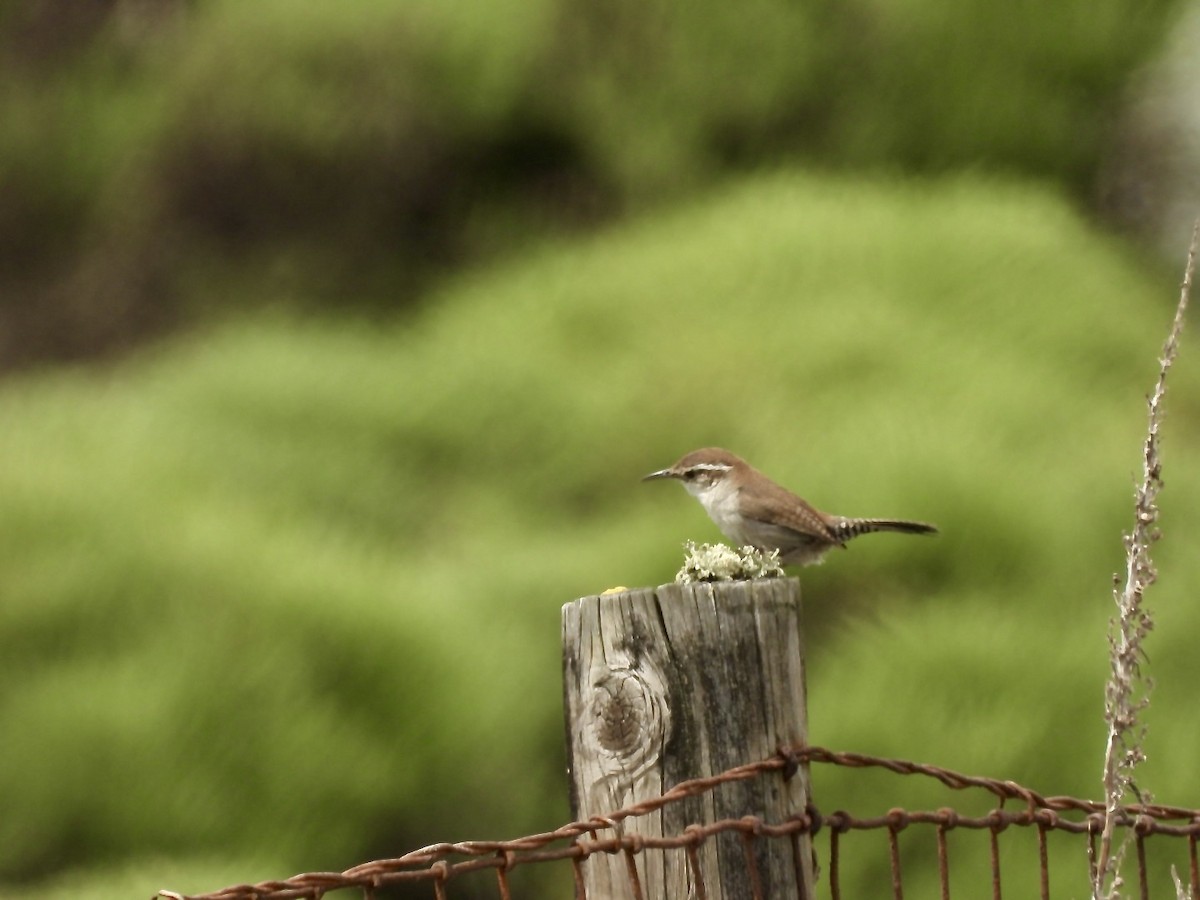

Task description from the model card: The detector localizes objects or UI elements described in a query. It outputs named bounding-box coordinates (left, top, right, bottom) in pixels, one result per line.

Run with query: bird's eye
left=683, top=470, right=698, bottom=481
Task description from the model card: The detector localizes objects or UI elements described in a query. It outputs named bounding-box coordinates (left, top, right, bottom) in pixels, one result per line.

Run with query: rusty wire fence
left=158, top=745, right=1200, bottom=900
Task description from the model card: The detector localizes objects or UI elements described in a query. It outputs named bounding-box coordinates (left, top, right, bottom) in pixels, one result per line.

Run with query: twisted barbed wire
left=158, top=745, right=1200, bottom=900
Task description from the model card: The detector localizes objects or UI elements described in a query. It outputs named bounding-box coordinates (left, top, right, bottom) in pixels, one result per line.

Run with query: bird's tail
left=830, top=517, right=938, bottom=543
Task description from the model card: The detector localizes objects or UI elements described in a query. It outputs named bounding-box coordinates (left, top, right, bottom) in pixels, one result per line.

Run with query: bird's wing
left=737, top=487, right=841, bottom=545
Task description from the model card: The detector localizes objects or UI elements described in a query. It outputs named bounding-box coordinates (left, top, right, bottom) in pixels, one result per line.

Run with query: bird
left=643, top=447, right=937, bottom=566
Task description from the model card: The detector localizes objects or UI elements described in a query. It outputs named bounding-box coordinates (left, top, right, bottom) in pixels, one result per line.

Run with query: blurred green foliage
left=2, top=170, right=1199, bottom=898
left=0, top=0, right=1184, bottom=364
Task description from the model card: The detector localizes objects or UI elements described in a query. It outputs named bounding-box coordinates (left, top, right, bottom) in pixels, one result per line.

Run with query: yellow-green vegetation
left=0, top=0, right=1183, bottom=365
left=2, top=170, right=1198, bottom=898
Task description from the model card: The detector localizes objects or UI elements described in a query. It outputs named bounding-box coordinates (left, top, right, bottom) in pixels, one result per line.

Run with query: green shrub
left=1, top=171, right=1197, bottom=898
left=0, top=0, right=1185, bottom=365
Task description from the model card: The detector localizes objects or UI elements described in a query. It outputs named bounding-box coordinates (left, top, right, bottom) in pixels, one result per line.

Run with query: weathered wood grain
left=562, top=579, right=814, bottom=899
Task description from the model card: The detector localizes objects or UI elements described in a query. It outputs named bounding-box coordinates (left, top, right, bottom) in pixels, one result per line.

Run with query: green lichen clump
left=675, top=541, right=785, bottom=583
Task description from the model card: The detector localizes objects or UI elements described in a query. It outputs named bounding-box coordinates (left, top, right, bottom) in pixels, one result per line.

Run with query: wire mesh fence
left=158, top=744, right=1200, bottom=900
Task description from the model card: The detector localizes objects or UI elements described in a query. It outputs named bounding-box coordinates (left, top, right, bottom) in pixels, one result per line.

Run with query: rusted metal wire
left=1136, top=831, right=1150, bottom=900
left=1191, top=832, right=1200, bottom=893
left=988, top=818, right=1002, bottom=900
left=739, top=826, right=765, bottom=900
left=887, top=817, right=904, bottom=900
left=157, top=745, right=1200, bottom=900
left=684, top=827, right=707, bottom=900
left=935, top=816, right=950, bottom=900
left=1036, top=818, right=1049, bottom=900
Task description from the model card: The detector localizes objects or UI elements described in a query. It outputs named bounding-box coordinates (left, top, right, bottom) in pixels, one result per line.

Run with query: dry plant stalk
left=1092, top=222, right=1198, bottom=900
left=1172, top=866, right=1195, bottom=900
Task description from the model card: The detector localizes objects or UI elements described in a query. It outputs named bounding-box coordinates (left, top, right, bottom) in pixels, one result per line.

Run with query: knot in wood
left=588, top=662, right=671, bottom=778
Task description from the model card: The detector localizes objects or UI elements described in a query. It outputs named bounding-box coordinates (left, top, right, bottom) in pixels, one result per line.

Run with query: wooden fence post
left=562, top=578, right=815, bottom=899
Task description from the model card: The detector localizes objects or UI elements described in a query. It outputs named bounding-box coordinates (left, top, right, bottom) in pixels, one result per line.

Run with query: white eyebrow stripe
left=688, top=463, right=733, bottom=473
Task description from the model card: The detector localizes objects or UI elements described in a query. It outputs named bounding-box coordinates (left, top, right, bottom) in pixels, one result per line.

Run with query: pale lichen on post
left=674, top=540, right=786, bottom=583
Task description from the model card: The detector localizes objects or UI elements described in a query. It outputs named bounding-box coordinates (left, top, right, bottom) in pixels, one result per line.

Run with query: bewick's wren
left=643, top=447, right=937, bottom=565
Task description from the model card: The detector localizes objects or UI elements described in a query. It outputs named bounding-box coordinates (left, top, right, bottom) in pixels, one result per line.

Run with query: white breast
left=685, top=478, right=748, bottom=544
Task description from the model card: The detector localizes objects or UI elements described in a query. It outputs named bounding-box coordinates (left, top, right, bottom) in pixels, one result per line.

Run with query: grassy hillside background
left=4, top=0, right=1200, bottom=897
left=3, top=170, right=1199, bottom=899
left=0, top=0, right=1185, bottom=366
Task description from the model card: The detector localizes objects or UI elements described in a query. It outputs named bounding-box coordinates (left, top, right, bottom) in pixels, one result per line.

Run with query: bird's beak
left=642, top=468, right=677, bottom=482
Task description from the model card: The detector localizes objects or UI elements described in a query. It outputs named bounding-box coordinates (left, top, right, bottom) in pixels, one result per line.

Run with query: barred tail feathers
left=830, top=517, right=938, bottom=544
